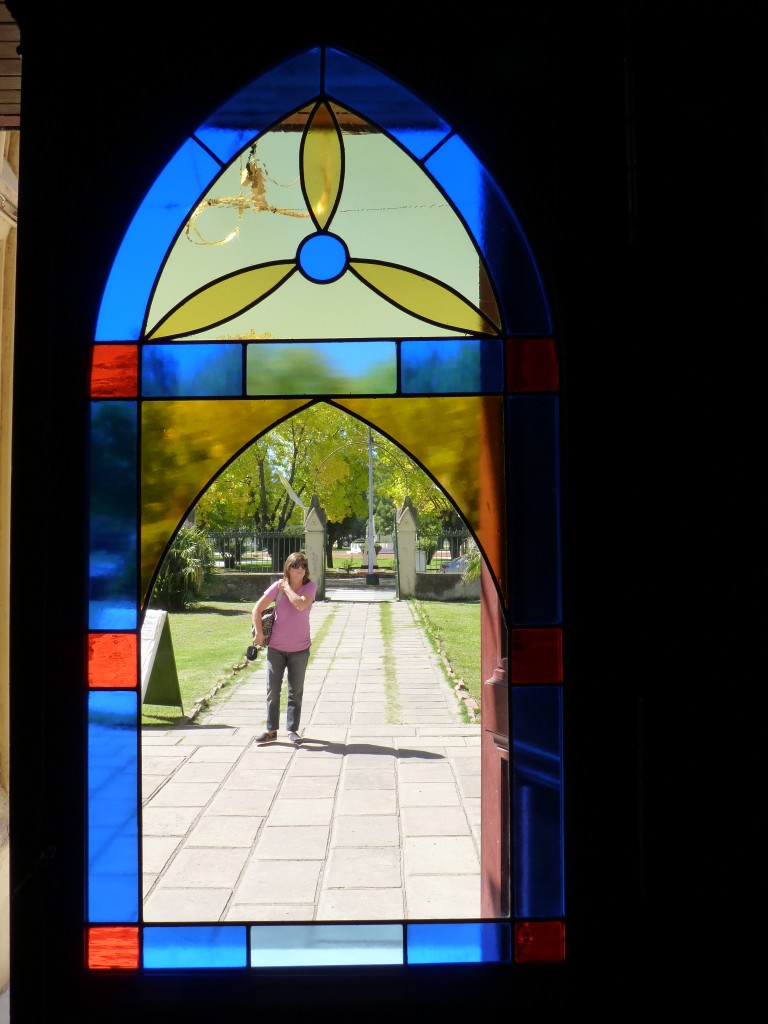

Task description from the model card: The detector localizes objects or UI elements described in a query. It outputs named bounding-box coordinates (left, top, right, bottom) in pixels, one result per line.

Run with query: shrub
left=151, top=526, right=216, bottom=611
left=463, top=538, right=481, bottom=582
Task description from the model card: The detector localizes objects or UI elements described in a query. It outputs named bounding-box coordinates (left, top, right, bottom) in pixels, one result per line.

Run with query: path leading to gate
left=141, top=591, right=482, bottom=922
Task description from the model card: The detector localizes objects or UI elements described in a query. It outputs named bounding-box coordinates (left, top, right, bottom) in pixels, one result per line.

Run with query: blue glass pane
left=144, top=926, right=247, bottom=968
left=506, top=396, right=562, bottom=626
left=95, top=140, right=220, bottom=341
left=325, top=48, right=451, bottom=159
left=407, top=923, right=512, bottom=964
left=401, top=339, right=503, bottom=393
left=246, top=341, right=396, bottom=395
left=250, top=924, right=403, bottom=967
left=88, top=692, right=139, bottom=922
left=298, top=233, right=348, bottom=281
left=89, top=402, right=137, bottom=630
left=142, top=344, right=242, bottom=396
left=427, top=136, right=552, bottom=336
left=512, top=686, right=564, bottom=918
left=193, top=48, right=321, bottom=162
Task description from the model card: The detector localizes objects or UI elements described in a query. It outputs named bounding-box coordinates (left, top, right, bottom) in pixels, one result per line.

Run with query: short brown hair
left=283, top=551, right=310, bottom=581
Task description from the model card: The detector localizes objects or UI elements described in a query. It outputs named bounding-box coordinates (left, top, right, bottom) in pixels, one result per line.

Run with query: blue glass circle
left=297, top=233, right=348, bottom=282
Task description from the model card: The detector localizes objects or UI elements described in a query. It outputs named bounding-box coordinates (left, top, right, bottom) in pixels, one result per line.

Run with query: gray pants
left=265, top=646, right=310, bottom=732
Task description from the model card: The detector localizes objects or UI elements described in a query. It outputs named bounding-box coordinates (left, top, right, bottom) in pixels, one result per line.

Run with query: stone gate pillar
left=395, top=496, right=418, bottom=598
left=303, top=493, right=327, bottom=600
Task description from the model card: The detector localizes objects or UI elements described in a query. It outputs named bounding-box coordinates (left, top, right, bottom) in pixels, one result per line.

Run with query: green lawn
left=328, top=556, right=396, bottom=571
left=142, top=601, right=253, bottom=726
left=410, top=600, right=481, bottom=720
left=141, top=596, right=482, bottom=727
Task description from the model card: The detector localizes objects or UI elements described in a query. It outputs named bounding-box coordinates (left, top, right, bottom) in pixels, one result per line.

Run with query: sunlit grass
left=142, top=600, right=340, bottom=726
left=379, top=602, right=403, bottom=724
left=410, top=600, right=481, bottom=721
left=142, top=600, right=253, bottom=726
left=141, top=597, right=479, bottom=727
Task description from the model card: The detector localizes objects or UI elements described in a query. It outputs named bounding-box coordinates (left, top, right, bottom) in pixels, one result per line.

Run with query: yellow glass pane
left=303, top=101, right=342, bottom=228
left=350, top=261, right=500, bottom=336
left=184, top=271, right=464, bottom=341
left=335, top=397, right=506, bottom=598
left=140, top=398, right=310, bottom=607
left=147, top=264, right=295, bottom=340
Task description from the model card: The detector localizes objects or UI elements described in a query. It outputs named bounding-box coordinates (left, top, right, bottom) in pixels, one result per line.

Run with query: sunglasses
left=290, top=561, right=307, bottom=569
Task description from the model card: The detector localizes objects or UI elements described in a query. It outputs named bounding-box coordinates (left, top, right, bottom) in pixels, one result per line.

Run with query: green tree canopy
left=194, top=403, right=465, bottom=564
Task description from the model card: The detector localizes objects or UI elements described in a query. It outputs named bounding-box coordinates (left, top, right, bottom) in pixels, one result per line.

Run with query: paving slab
left=140, top=597, right=483, bottom=923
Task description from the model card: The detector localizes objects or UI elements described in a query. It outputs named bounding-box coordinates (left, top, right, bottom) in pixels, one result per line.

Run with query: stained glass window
left=87, top=46, right=562, bottom=972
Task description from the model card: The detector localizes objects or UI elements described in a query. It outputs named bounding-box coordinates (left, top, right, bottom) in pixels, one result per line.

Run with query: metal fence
left=206, top=530, right=305, bottom=573
left=416, top=530, right=470, bottom=570
left=207, top=527, right=468, bottom=572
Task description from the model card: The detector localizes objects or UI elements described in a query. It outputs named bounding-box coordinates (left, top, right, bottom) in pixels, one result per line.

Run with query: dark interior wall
left=7, top=2, right=759, bottom=1017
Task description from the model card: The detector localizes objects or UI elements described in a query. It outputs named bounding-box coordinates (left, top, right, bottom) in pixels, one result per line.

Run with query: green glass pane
left=246, top=342, right=395, bottom=394
left=250, top=924, right=403, bottom=967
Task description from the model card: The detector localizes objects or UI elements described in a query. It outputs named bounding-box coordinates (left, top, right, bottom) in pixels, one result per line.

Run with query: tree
left=195, top=404, right=372, bottom=539
left=326, top=513, right=366, bottom=564
left=192, top=402, right=469, bottom=568
left=195, top=438, right=298, bottom=535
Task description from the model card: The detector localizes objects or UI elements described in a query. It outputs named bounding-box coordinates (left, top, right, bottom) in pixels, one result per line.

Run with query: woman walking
left=251, top=551, right=316, bottom=746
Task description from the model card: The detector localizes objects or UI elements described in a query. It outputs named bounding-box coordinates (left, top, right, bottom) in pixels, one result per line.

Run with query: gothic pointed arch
left=86, top=46, right=564, bottom=972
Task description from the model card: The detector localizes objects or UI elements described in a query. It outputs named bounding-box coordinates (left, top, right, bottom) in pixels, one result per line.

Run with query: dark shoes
left=256, top=729, right=300, bottom=745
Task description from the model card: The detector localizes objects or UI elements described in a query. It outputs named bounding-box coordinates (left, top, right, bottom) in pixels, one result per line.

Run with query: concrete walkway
left=141, top=590, right=482, bottom=923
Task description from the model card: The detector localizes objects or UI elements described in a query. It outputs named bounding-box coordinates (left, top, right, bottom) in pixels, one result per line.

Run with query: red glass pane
left=506, top=338, right=559, bottom=392
left=87, top=633, right=137, bottom=688
left=87, top=926, right=140, bottom=969
left=514, top=920, right=565, bottom=963
left=510, top=627, right=562, bottom=683
left=91, top=344, right=138, bottom=397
